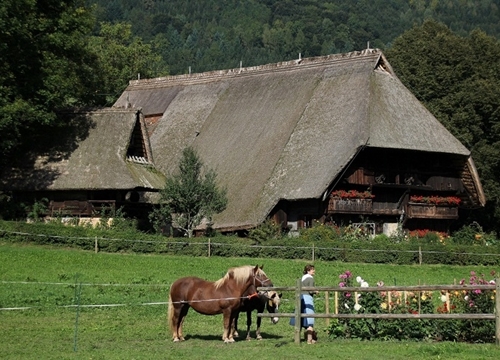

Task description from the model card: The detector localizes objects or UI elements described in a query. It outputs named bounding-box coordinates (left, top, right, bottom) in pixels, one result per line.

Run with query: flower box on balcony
left=328, top=198, right=373, bottom=214
left=407, top=202, right=459, bottom=219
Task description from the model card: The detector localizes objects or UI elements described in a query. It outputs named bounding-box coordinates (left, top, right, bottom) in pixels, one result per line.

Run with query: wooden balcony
left=406, top=202, right=459, bottom=219
left=49, top=200, right=116, bottom=216
left=327, top=198, right=373, bottom=214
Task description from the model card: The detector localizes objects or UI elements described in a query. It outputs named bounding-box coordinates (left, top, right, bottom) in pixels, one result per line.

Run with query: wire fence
left=3, top=229, right=500, bottom=264
left=0, top=280, right=285, bottom=311
left=0, top=279, right=170, bottom=311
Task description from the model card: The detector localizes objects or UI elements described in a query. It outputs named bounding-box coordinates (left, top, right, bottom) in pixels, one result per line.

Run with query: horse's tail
left=167, top=292, right=174, bottom=335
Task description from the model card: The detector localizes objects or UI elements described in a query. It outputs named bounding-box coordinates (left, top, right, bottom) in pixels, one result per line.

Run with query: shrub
left=451, top=223, right=481, bottom=245
left=26, top=198, right=49, bottom=222
left=299, top=221, right=341, bottom=242
left=451, top=222, right=498, bottom=246
left=248, top=220, right=284, bottom=243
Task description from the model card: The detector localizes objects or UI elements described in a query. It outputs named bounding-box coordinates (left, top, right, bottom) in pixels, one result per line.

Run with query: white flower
left=361, top=281, right=369, bottom=287
left=489, top=280, right=496, bottom=285
left=344, top=303, right=350, bottom=309
left=464, top=295, right=469, bottom=301
left=354, top=303, right=362, bottom=311
left=440, top=295, right=447, bottom=302
left=356, top=276, right=363, bottom=283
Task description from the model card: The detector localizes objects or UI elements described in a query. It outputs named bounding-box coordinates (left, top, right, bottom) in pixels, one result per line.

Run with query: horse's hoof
left=173, top=338, right=180, bottom=342
left=256, top=335, right=263, bottom=340
left=224, top=338, right=235, bottom=343
left=233, top=331, right=239, bottom=338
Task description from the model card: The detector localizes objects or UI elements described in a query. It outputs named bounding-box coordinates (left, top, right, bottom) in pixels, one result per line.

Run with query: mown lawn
left=1, top=242, right=500, bottom=359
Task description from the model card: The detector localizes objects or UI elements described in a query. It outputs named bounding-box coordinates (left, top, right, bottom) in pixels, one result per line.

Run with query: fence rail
left=257, top=281, right=500, bottom=345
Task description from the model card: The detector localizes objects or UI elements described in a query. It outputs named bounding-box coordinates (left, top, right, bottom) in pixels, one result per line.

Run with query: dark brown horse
left=233, top=266, right=281, bottom=340
left=167, top=265, right=270, bottom=343
left=234, top=289, right=281, bottom=340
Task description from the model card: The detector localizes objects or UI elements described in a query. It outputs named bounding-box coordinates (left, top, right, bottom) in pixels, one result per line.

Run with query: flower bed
left=328, top=270, right=497, bottom=342
left=409, top=229, right=448, bottom=239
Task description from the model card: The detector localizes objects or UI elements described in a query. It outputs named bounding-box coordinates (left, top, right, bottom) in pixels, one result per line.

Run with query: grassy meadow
left=2, top=241, right=500, bottom=359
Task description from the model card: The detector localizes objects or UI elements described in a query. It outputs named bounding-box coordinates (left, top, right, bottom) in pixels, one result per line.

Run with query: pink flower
left=345, top=292, right=351, bottom=298
left=339, top=282, right=346, bottom=287
left=474, top=289, right=482, bottom=294
left=459, top=279, right=465, bottom=285
left=345, top=271, right=352, bottom=278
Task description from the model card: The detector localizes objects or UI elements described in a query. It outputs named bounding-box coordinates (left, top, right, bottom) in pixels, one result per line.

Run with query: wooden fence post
left=418, top=280, right=421, bottom=314
left=208, top=238, right=211, bottom=257
left=419, top=246, right=422, bottom=265
left=325, top=291, right=330, bottom=327
left=294, top=278, right=302, bottom=344
left=496, top=279, right=500, bottom=346
left=94, top=237, right=98, bottom=253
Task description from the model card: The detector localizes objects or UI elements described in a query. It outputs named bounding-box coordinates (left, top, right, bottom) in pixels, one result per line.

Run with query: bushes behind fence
left=1, top=220, right=500, bottom=266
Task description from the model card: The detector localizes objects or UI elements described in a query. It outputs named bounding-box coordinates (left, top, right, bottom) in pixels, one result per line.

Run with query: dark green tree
left=0, top=0, right=99, bottom=164
left=386, top=20, right=500, bottom=233
left=150, top=147, right=227, bottom=237
left=88, top=22, right=169, bottom=105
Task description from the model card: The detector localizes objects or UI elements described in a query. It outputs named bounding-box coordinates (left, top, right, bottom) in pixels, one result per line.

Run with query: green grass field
left=2, top=242, right=500, bottom=359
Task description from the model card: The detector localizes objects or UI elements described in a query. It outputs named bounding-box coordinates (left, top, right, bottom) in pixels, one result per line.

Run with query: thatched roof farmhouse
left=1, top=49, right=485, bottom=235
left=113, top=48, right=484, bottom=234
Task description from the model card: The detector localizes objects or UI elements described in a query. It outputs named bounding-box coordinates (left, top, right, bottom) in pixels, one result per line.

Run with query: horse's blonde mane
left=214, top=265, right=266, bottom=289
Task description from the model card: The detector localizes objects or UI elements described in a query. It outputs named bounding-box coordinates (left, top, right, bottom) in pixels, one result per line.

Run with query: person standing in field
left=301, top=264, right=318, bottom=344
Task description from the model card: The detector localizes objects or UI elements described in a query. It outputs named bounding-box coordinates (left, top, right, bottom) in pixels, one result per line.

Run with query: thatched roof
left=1, top=108, right=165, bottom=192
left=114, top=49, right=480, bottom=230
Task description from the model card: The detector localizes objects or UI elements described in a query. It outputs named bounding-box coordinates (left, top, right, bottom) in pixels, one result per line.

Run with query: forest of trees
left=2, top=0, right=500, bottom=232
left=89, top=0, right=500, bottom=75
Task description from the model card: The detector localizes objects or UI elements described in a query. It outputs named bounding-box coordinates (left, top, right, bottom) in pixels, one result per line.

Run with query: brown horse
left=167, top=265, right=270, bottom=343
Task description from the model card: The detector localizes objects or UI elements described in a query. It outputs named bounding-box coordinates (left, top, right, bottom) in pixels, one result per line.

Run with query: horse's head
left=254, top=265, right=273, bottom=288
left=265, top=291, right=282, bottom=324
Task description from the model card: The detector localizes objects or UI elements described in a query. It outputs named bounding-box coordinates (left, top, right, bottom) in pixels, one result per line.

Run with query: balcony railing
left=49, top=200, right=116, bottom=216
left=327, top=198, right=373, bottom=214
left=406, top=202, right=459, bottom=219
